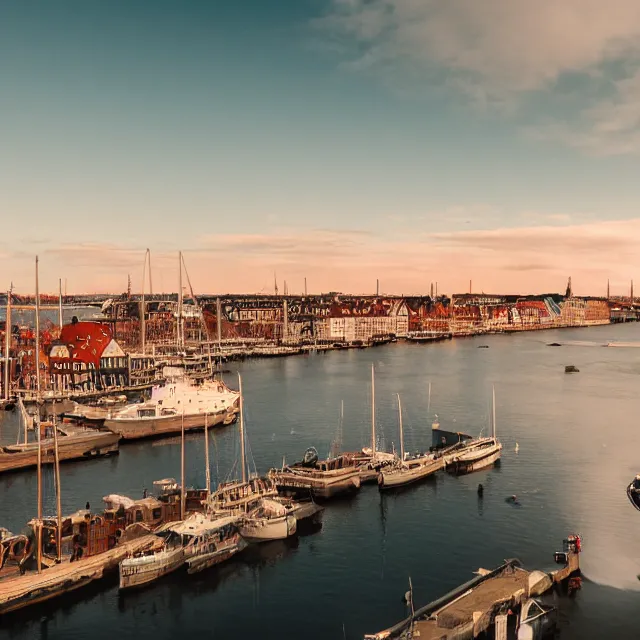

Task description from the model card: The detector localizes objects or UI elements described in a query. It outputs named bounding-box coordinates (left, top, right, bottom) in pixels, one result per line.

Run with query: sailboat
left=355, top=364, right=397, bottom=482
left=207, top=374, right=297, bottom=542
left=378, top=394, right=443, bottom=490
left=445, top=386, right=503, bottom=475
left=119, top=413, right=246, bottom=590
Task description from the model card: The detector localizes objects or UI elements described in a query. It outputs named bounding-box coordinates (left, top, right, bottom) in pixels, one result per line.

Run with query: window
left=135, top=510, right=143, bottom=522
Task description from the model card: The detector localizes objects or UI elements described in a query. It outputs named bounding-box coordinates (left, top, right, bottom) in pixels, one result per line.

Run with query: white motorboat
left=104, top=378, right=238, bottom=440
left=118, top=513, right=243, bottom=589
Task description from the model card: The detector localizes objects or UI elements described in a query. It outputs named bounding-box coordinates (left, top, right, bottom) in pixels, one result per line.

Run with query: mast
left=3, top=286, right=11, bottom=402
left=35, top=256, right=41, bottom=396
left=371, top=364, right=376, bottom=456
left=238, top=373, right=246, bottom=484
left=397, top=393, right=404, bottom=461
left=53, top=403, right=62, bottom=563
left=58, top=278, right=63, bottom=329
left=177, top=251, right=184, bottom=348
left=180, top=409, right=185, bottom=520
left=492, top=385, right=496, bottom=440
left=141, top=250, right=147, bottom=355
left=204, top=413, right=211, bottom=494
left=147, top=248, right=153, bottom=295
left=36, top=410, right=42, bottom=574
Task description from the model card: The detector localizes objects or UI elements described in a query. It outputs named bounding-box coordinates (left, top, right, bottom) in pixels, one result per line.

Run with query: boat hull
left=119, top=548, right=186, bottom=590
left=447, top=446, right=502, bottom=475
left=104, top=409, right=235, bottom=440
left=186, top=538, right=247, bottom=574
left=0, top=431, right=120, bottom=474
left=379, top=459, right=444, bottom=490
left=270, top=470, right=361, bottom=500
left=239, top=514, right=297, bottom=543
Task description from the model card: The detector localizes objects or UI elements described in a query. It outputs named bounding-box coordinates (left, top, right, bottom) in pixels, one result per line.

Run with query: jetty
left=364, top=534, right=582, bottom=640
left=0, top=534, right=162, bottom=615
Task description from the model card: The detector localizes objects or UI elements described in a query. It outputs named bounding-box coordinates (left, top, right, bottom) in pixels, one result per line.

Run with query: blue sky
left=2, top=1, right=640, bottom=296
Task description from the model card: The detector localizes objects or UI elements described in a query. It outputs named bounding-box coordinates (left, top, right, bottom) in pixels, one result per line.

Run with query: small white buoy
left=515, top=443, right=520, bottom=453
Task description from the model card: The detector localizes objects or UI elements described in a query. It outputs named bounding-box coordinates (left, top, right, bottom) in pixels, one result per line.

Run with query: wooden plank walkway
left=0, top=534, right=161, bottom=615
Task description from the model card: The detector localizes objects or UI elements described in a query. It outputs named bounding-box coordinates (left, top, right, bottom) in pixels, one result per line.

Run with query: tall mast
left=147, top=248, right=153, bottom=295
left=371, top=364, right=376, bottom=456
left=238, top=373, right=246, bottom=484
left=180, top=409, right=185, bottom=520
left=53, top=403, right=62, bottom=563
left=492, top=385, right=496, bottom=439
left=397, top=393, right=404, bottom=462
left=36, top=409, right=42, bottom=573
left=35, top=256, right=41, bottom=397
left=3, top=286, right=11, bottom=402
left=141, top=250, right=147, bottom=355
left=58, top=278, right=63, bottom=329
left=204, top=413, right=211, bottom=494
left=177, top=251, right=184, bottom=348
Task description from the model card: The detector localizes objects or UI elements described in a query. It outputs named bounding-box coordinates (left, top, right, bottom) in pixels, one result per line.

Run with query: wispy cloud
left=316, top=0, right=640, bottom=153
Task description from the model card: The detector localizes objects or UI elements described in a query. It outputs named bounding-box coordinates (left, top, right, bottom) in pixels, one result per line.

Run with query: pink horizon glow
left=3, top=218, right=639, bottom=298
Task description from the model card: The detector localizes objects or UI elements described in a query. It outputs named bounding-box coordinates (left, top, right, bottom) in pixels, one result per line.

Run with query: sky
left=2, top=0, right=640, bottom=297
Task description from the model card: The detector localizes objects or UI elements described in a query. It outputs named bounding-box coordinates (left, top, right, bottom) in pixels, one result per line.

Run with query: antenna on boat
left=204, top=413, right=211, bottom=494
left=238, top=373, right=246, bottom=484
left=371, top=364, right=376, bottom=456
left=397, top=393, right=404, bottom=462
left=181, top=408, right=185, bottom=520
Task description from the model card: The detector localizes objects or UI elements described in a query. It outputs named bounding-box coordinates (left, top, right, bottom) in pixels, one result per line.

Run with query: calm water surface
left=1, top=324, right=639, bottom=639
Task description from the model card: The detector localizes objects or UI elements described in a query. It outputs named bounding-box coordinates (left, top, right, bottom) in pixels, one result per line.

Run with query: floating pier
left=0, top=534, right=162, bottom=615
left=364, top=535, right=582, bottom=640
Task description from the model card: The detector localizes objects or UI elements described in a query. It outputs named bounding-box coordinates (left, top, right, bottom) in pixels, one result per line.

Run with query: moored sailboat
left=207, top=374, right=298, bottom=542
left=445, top=386, right=502, bottom=475
left=379, top=394, right=444, bottom=490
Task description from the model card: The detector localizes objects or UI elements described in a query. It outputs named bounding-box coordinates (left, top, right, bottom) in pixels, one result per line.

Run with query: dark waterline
left=1, top=324, right=639, bottom=639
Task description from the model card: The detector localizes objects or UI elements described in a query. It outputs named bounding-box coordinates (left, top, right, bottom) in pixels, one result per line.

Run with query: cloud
left=4, top=219, right=637, bottom=296
left=317, top=1, right=640, bottom=152
left=530, top=69, right=640, bottom=154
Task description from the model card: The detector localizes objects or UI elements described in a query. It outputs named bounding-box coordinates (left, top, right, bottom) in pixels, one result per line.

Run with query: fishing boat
left=446, top=387, right=502, bottom=475
left=379, top=394, right=444, bottom=490
left=268, top=448, right=362, bottom=500
left=627, top=475, right=640, bottom=511
left=103, top=377, right=238, bottom=440
left=0, top=421, right=119, bottom=474
left=118, top=513, right=243, bottom=589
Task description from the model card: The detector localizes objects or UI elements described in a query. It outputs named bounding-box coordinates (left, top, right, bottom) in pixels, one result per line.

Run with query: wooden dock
left=0, top=534, right=162, bottom=615
left=365, top=536, right=582, bottom=640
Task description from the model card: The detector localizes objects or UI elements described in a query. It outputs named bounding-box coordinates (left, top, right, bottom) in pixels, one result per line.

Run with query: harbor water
left=1, top=323, right=639, bottom=639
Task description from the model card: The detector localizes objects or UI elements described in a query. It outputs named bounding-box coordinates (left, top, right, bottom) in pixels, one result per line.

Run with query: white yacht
left=104, top=378, right=239, bottom=439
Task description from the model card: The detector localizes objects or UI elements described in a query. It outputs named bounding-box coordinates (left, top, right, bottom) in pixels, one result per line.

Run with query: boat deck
left=412, top=569, right=528, bottom=639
